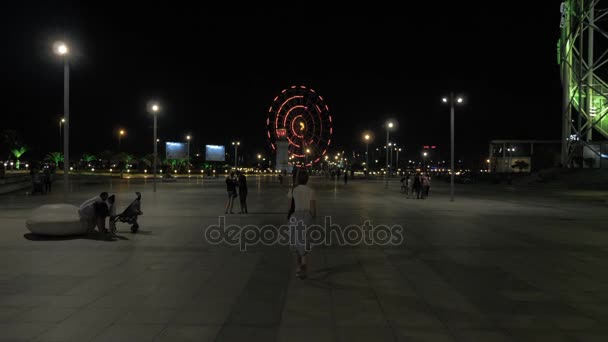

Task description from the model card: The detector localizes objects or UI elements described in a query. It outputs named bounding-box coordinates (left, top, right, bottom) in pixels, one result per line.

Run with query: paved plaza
left=1, top=175, right=608, bottom=341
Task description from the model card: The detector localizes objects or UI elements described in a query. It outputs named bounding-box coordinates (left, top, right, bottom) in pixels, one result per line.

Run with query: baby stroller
left=109, top=192, right=143, bottom=234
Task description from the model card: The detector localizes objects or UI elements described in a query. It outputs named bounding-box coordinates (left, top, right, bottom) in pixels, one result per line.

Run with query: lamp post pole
left=450, top=92, right=455, bottom=202
left=153, top=114, right=157, bottom=192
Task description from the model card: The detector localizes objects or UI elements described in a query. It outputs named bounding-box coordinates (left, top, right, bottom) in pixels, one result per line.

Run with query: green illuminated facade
left=559, top=0, right=608, bottom=164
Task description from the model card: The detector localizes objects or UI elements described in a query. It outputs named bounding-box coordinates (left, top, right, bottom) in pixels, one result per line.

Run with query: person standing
left=343, top=168, right=348, bottom=185
left=423, top=173, right=431, bottom=198
left=288, top=170, right=317, bottom=279
left=224, top=172, right=237, bottom=214
left=412, top=173, right=422, bottom=199
left=237, top=170, right=248, bottom=214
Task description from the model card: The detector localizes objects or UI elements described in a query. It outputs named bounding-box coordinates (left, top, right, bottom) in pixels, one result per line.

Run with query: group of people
left=400, top=173, right=431, bottom=199
left=30, top=167, right=53, bottom=195
left=224, top=170, right=248, bottom=214
left=78, top=192, right=116, bottom=238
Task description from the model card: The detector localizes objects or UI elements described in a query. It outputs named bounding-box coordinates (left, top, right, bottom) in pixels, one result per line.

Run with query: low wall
left=0, top=174, right=31, bottom=194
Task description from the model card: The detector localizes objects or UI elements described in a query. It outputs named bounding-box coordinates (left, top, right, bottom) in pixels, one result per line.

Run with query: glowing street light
left=118, top=129, right=125, bottom=148
left=232, top=141, right=240, bottom=167
left=148, top=101, right=161, bottom=192
left=385, top=120, right=396, bottom=189
left=442, top=93, right=465, bottom=201
left=58, top=117, right=65, bottom=152
left=186, top=135, right=192, bottom=171
left=362, top=132, right=373, bottom=177
left=53, top=41, right=70, bottom=200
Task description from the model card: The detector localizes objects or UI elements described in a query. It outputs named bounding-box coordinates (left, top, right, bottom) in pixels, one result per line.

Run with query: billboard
left=205, top=145, right=225, bottom=162
left=275, top=140, right=289, bottom=171
left=166, top=142, right=187, bottom=159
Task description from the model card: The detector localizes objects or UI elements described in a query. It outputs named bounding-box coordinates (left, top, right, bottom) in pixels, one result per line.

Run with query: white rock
left=26, top=204, right=86, bottom=236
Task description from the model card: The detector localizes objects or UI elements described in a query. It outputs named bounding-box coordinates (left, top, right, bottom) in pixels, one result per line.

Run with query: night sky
left=1, top=3, right=563, bottom=166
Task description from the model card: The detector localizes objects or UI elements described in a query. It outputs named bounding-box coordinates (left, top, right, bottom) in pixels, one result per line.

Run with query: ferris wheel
left=266, top=85, right=333, bottom=166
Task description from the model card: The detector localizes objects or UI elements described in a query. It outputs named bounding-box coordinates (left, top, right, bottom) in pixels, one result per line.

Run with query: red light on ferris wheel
left=277, top=129, right=287, bottom=138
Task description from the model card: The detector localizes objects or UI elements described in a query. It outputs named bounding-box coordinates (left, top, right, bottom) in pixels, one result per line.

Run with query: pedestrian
left=423, top=173, right=431, bottom=198
left=287, top=170, right=317, bottom=279
left=43, top=167, right=52, bottom=193
left=236, top=170, right=248, bottom=214
left=412, top=173, right=422, bottom=199
left=344, top=169, right=348, bottom=184
left=79, top=192, right=110, bottom=236
left=224, top=172, right=237, bottom=214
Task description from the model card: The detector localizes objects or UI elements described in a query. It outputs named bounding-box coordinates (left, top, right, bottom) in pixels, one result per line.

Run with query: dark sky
left=1, top=3, right=563, bottom=165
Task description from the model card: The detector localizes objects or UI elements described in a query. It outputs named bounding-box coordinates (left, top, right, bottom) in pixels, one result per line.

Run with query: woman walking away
left=287, top=170, right=317, bottom=279
left=225, top=172, right=237, bottom=214
left=236, top=170, right=248, bottom=214
left=423, top=173, right=431, bottom=198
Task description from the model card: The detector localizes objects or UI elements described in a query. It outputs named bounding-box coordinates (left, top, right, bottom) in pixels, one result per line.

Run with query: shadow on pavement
left=23, top=232, right=130, bottom=242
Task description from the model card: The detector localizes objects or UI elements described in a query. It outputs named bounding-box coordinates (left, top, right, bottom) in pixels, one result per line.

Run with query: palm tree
left=45, top=152, right=64, bottom=169
left=139, top=154, right=153, bottom=169
left=80, top=153, right=96, bottom=168
left=11, top=146, right=27, bottom=169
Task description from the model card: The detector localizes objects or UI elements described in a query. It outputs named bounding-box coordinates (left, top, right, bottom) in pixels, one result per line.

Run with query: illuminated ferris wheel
left=266, top=85, right=333, bottom=166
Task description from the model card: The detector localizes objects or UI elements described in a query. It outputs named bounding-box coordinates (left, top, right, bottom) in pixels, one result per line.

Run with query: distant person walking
left=43, top=167, right=52, bottom=193
left=287, top=170, right=317, bottom=279
left=344, top=169, right=348, bottom=184
left=412, top=173, right=422, bottom=199
left=237, top=170, right=248, bottom=214
left=422, top=173, right=431, bottom=198
left=224, top=172, right=237, bottom=214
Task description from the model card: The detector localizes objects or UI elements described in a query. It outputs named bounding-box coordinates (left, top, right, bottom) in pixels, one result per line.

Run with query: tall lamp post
left=232, top=141, right=240, bottom=168
left=59, top=118, right=65, bottom=153
left=442, top=93, right=464, bottom=202
left=53, top=41, right=69, bottom=200
left=149, top=102, right=160, bottom=192
left=422, top=151, right=428, bottom=171
left=385, top=121, right=395, bottom=189
left=118, top=129, right=126, bottom=178
left=396, top=147, right=401, bottom=172
left=186, top=135, right=191, bottom=171
left=363, top=132, right=372, bottom=178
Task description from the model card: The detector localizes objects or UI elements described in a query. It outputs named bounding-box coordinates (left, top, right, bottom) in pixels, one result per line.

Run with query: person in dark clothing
left=224, top=172, right=237, bottom=214
left=43, top=167, right=52, bottom=193
left=236, top=170, right=248, bottom=214
left=412, top=173, right=422, bottom=199
left=344, top=169, right=348, bottom=184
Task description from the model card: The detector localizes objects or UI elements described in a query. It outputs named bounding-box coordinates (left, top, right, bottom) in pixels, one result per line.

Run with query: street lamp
left=186, top=135, right=191, bottom=171
left=442, top=93, right=465, bottom=202
left=385, top=121, right=396, bottom=189
left=422, top=151, right=428, bottom=171
left=232, top=141, right=240, bottom=167
left=148, top=102, right=160, bottom=192
left=59, top=118, right=65, bottom=152
left=118, top=129, right=125, bottom=149
left=118, top=129, right=126, bottom=178
left=363, top=132, right=372, bottom=177
left=396, top=147, right=402, bottom=171
left=53, top=41, right=70, bottom=200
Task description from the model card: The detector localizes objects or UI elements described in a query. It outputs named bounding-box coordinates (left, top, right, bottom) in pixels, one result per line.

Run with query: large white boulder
left=26, top=204, right=86, bottom=236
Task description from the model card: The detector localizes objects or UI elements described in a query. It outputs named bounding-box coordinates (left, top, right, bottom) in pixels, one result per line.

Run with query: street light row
left=362, top=94, right=465, bottom=198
